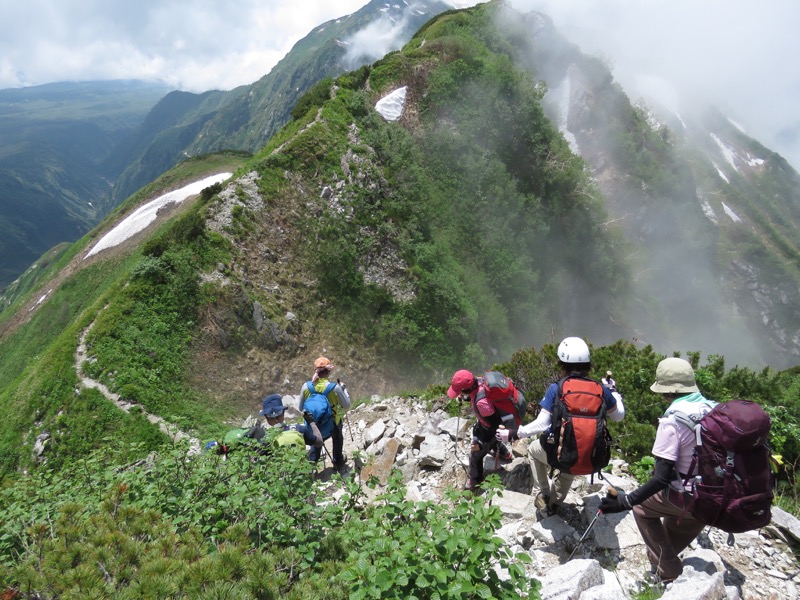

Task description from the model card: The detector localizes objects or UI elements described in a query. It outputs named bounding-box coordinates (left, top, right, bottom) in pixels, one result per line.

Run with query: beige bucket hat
left=650, top=357, right=699, bottom=394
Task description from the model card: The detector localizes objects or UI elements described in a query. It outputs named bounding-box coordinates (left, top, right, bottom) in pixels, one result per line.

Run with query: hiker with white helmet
left=299, top=356, right=351, bottom=470
left=598, top=357, right=717, bottom=585
left=496, top=336, right=625, bottom=516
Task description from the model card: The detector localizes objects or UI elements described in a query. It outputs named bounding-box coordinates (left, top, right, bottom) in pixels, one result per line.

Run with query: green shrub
left=339, top=473, right=538, bottom=599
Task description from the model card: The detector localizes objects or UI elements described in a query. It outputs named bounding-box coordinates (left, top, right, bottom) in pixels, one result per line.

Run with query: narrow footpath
left=74, top=318, right=201, bottom=454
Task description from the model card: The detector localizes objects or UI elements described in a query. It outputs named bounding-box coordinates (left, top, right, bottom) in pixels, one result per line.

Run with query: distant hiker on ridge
left=496, top=337, right=625, bottom=516
left=299, top=356, right=351, bottom=471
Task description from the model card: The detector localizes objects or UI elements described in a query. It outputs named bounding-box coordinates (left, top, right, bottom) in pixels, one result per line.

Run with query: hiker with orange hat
left=299, top=356, right=352, bottom=470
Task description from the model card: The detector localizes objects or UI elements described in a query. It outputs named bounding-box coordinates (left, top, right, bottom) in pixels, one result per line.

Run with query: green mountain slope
left=2, top=3, right=800, bottom=593
left=0, top=2, right=636, bottom=480
left=1, top=0, right=799, bottom=486
left=110, top=0, right=453, bottom=203
left=0, top=80, right=171, bottom=290
left=507, top=11, right=800, bottom=367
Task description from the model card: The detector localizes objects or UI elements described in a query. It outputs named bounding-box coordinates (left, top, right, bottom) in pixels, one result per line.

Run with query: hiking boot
left=534, top=492, right=551, bottom=510
left=332, top=454, right=348, bottom=472
left=464, top=478, right=481, bottom=491
left=644, top=568, right=676, bottom=587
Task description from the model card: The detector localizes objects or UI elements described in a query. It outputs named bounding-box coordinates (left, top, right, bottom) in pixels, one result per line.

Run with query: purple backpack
left=669, top=399, right=774, bottom=533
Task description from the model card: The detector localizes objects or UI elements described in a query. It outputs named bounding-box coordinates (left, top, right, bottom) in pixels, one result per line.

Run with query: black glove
left=303, top=411, right=315, bottom=423
left=599, top=492, right=632, bottom=514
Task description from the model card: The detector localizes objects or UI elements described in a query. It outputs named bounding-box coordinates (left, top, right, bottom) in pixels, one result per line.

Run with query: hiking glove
left=495, top=428, right=517, bottom=443
left=303, top=411, right=315, bottom=423
left=470, top=436, right=482, bottom=452
left=599, top=492, right=632, bottom=514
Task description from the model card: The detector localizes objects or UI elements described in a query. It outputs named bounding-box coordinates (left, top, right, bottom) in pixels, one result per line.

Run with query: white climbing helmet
left=557, top=336, right=591, bottom=364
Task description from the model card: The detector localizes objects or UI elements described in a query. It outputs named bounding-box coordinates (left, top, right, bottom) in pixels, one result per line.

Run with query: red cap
left=447, top=369, right=476, bottom=398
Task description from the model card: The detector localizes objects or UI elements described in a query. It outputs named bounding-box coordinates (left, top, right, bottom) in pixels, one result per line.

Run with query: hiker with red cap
left=448, top=369, right=526, bottom=491
left=299, top=356, right=351, bottom=470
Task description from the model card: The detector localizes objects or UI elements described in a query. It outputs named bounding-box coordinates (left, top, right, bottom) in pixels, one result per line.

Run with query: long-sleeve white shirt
left=515, top=391, right=625, bottom=439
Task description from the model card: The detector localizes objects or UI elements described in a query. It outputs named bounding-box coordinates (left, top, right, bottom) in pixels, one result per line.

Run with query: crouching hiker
left=496, top=337, right=624, bottom=516
left=448, top=369, right=526, bottom=491
left=598, top=357, right=715, bottom=585
left=248, top=393, right=324, bottom=459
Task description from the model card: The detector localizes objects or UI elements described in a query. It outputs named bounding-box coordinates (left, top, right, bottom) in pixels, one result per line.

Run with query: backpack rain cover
left=303, top=381, right=336, bottom=439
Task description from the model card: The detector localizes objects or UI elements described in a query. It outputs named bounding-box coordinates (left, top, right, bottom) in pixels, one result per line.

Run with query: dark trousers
left=469, top=423, right=499, bottom=482
left=632, top=489, right=706, bottom=580
left=308, top=420, right=345, bottom=465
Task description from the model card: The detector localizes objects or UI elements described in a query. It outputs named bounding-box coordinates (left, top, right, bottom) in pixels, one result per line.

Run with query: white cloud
left=510, top=0, right=800, bottom=171
left=0, top=1, right=369, bottom=91
left=1, top=0, right=798, bottom=171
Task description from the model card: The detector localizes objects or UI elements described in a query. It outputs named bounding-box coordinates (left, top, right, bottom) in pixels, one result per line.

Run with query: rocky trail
left=302, top=395, right=800, bottom=600
left=70, top=319, right=202, bottom=455
left=70, top=325, right=800, bottom=599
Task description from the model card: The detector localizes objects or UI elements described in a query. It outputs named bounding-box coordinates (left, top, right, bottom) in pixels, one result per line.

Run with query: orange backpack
left=540, top=376, right=611, bottom=476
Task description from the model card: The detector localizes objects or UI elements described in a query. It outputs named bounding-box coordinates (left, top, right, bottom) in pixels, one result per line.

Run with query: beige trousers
left=528, top=437, right=576, bottom=505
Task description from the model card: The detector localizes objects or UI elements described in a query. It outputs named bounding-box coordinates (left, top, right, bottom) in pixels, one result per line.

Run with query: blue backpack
left=303, top=381, right=336, bottom=439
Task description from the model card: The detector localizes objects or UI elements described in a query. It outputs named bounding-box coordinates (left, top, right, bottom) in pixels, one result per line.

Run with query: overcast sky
left=2, top=0, right=798, bottom=170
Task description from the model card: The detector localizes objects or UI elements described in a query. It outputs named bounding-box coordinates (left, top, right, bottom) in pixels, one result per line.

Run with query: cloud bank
left=512, top=0, right=800, bottom=171
left=1, top=0, right=798, bottom=170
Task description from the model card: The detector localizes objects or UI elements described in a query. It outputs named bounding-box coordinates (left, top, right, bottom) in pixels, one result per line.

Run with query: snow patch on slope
left=711, top=133, right=765, bottom=173
left=722, top=202, right=742, bottom=223
left=376, top=86, right=407, bottom=121
left=550, top=72, right=579, bottom=155
left=85, top=173, right=231, bottom=259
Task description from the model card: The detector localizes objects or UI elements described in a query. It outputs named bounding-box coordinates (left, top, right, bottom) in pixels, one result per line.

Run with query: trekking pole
left=454, top=396, right=470, bottom=476
left=338, top=378, right=355, bottom=442
left=567, top=487, right=618, bottom=561
left=319, top=441, right=349, bottom=482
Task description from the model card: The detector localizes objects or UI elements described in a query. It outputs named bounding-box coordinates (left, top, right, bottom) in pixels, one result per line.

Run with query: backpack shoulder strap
left=663, top=409, right=703, bottom=445
left=305, top=381, right=316, bottom=395
left=664, top=408, right=702, bottom=427
left=322, top=382, right=336, bottom=397
left=556, top=376, right=568, bottom=397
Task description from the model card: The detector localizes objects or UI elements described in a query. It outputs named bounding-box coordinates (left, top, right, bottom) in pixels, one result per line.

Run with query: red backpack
left=541, top=376, right=611, bottom=476
left=473, top=371, right=526, bottom=428
left=667, top=399, right=774, bottom=533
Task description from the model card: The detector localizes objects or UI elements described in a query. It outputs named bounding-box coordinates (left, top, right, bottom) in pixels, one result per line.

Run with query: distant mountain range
left=0, top=0, right=452, bottom=291
left=0, top=80, right=170, bottom=287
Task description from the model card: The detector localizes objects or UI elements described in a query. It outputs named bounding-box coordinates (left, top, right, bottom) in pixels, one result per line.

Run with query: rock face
left=287, top=395, right=800, bottom=600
